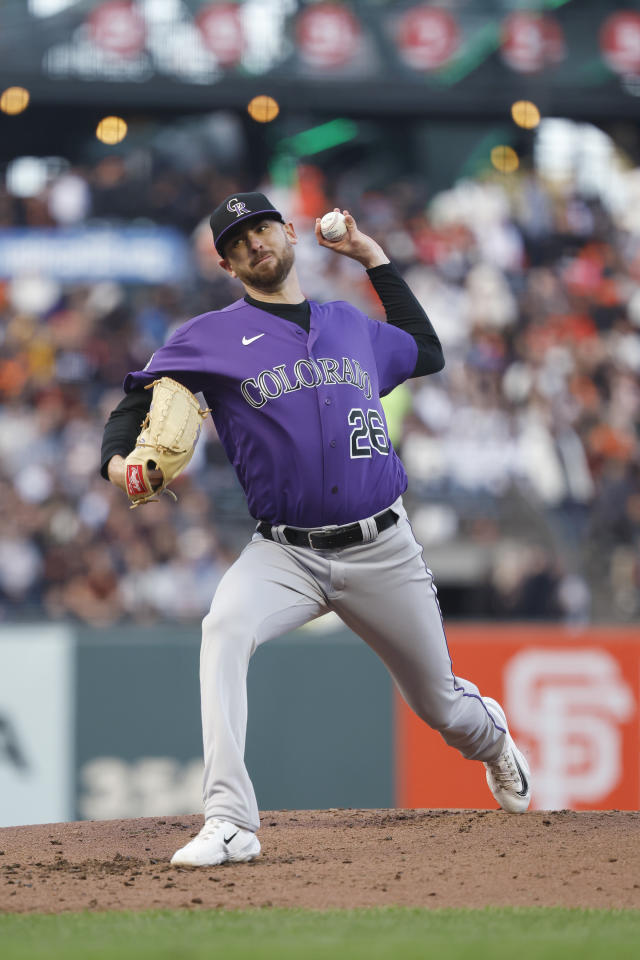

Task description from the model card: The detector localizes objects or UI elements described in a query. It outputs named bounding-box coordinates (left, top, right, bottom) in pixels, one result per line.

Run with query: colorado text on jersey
left=240, top=356, right=372, bottom=410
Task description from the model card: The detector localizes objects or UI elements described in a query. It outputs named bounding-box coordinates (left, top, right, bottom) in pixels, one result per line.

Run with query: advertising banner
left=396, top=625, right=640, bottom=811
left=0, top=227, right=192, bottom=284
left=0, top=1, right=636, bottom=122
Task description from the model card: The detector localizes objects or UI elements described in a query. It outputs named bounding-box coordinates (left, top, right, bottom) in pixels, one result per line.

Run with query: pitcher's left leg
left=330, top=514, right=504, bottom=763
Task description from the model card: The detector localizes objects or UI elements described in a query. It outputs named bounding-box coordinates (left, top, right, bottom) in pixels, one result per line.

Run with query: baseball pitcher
left=101, top=192, right=531, bottom=867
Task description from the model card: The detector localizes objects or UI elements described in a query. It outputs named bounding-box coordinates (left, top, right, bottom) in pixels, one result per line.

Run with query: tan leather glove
left=124, top=377, right=209, bottom=507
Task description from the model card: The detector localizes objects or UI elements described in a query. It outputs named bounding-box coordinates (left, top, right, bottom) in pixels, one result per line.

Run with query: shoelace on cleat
left=487, top=750, right=521, bottom=789
left=193, top=818, right=226, bottom=841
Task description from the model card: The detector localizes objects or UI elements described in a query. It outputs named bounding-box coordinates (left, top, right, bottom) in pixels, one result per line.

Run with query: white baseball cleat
left=482, top=697, right=531, bottom=814
left=170, top=818, right=260, bottom=867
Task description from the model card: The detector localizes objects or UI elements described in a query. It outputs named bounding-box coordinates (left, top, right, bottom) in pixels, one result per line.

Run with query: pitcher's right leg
left=199, top=537, right=328, bottom=834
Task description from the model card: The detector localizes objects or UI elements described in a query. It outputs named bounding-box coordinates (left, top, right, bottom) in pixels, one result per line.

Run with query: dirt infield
left=1, top=809, right=639, bottom=913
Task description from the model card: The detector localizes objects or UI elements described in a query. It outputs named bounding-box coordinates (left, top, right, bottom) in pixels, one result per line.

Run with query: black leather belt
left=257, top=508, right=397, bottom=550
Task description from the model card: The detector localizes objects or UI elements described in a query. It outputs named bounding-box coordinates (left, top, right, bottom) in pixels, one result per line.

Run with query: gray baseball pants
left=200, top=496, right=506, bottom=832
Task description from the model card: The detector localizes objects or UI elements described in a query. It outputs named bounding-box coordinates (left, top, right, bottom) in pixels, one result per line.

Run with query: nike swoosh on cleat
left=224, top=831, right=239, bottom=844
left=242, top=334, right=265, bottom=345
left=514, top=756, right=529, bottom=797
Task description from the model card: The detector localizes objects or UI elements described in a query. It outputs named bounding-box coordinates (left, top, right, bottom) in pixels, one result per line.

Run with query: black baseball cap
left=210, top=192, right=285, bottom=256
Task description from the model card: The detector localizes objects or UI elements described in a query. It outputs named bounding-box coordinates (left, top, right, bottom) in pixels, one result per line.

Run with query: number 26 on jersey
left=348, top=408, right=390, bottom=459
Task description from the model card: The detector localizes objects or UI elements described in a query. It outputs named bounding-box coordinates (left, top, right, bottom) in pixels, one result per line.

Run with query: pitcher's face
left=221, top=218, right=297, bottom=293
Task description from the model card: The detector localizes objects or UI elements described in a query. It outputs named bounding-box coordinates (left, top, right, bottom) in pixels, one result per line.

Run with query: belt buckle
left=308, top=524, right=339, bottom=550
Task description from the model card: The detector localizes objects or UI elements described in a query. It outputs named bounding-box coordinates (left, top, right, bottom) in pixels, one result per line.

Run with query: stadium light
left=247, top=95, right=280, bottom=123
left=0, top=87, right=30, bottom=115
left=490, top=145, right=519, bottom=173
left=96, top=116, right=128, bottom=145
left=511, top=100, right=541, bottom=129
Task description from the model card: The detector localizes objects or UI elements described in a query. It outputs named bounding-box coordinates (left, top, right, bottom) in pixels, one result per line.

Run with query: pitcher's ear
left=284, top=221, right=298, bottom=243
left=219, top=259, right=236, bottom=278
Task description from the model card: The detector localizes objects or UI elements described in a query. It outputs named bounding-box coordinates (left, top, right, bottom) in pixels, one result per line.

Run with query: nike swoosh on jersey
left=242, top=333, right=265, bottom=345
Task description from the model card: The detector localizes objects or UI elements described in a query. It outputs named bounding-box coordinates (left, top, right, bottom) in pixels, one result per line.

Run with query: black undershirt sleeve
left=366, top=261, right=444, bottom=377
left=100, top=387, right=151, bottom=480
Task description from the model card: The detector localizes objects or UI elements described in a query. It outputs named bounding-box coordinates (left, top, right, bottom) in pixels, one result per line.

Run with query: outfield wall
left=1, top=621, right=638, bottom=826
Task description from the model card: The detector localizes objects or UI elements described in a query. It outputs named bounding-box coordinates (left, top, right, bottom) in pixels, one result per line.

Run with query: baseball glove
left=124, top=377, right=210, bottom=508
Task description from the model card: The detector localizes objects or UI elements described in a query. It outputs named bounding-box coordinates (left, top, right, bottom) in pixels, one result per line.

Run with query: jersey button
left=331, top=486, right=338, bottom=494
left=330, top=440, right=336, bottom=448
left=324, top=398, right=332, bottom=405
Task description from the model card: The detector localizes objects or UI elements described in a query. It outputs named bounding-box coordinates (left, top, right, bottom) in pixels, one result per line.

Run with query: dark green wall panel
left=74, top=624, right=393, bottom=819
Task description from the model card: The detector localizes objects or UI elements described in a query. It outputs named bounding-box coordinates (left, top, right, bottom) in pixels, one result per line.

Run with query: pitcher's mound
left=2, top=809, right=639, bottom=913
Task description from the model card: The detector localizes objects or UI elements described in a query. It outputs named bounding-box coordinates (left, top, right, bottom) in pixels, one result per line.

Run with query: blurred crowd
left=0, top=143, right=639, bottom=625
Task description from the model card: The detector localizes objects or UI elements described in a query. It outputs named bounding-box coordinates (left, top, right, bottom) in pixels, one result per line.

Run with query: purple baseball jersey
left=125, top=298, right=417, bottom=526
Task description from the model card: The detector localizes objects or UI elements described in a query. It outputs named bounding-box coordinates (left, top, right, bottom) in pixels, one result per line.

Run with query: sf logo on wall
left=505, top=648, right=635, bottom=809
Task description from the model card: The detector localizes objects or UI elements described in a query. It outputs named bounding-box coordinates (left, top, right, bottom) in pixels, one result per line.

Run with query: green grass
left=2, top=907, right=640, bottom=960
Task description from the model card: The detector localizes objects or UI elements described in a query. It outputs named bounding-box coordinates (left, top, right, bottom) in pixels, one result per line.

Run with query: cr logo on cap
left=227, top=197, right=250, bottom=217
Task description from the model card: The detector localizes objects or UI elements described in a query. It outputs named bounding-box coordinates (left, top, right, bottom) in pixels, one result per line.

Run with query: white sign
left=505, top=648, right=634, bottom=809
left=79, top=756, right=203, bottom=819
left=0, top=627, right=74, bottom=827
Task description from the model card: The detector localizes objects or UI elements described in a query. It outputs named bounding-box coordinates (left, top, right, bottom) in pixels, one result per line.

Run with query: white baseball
left=320, top=211, right=347, bottom=242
